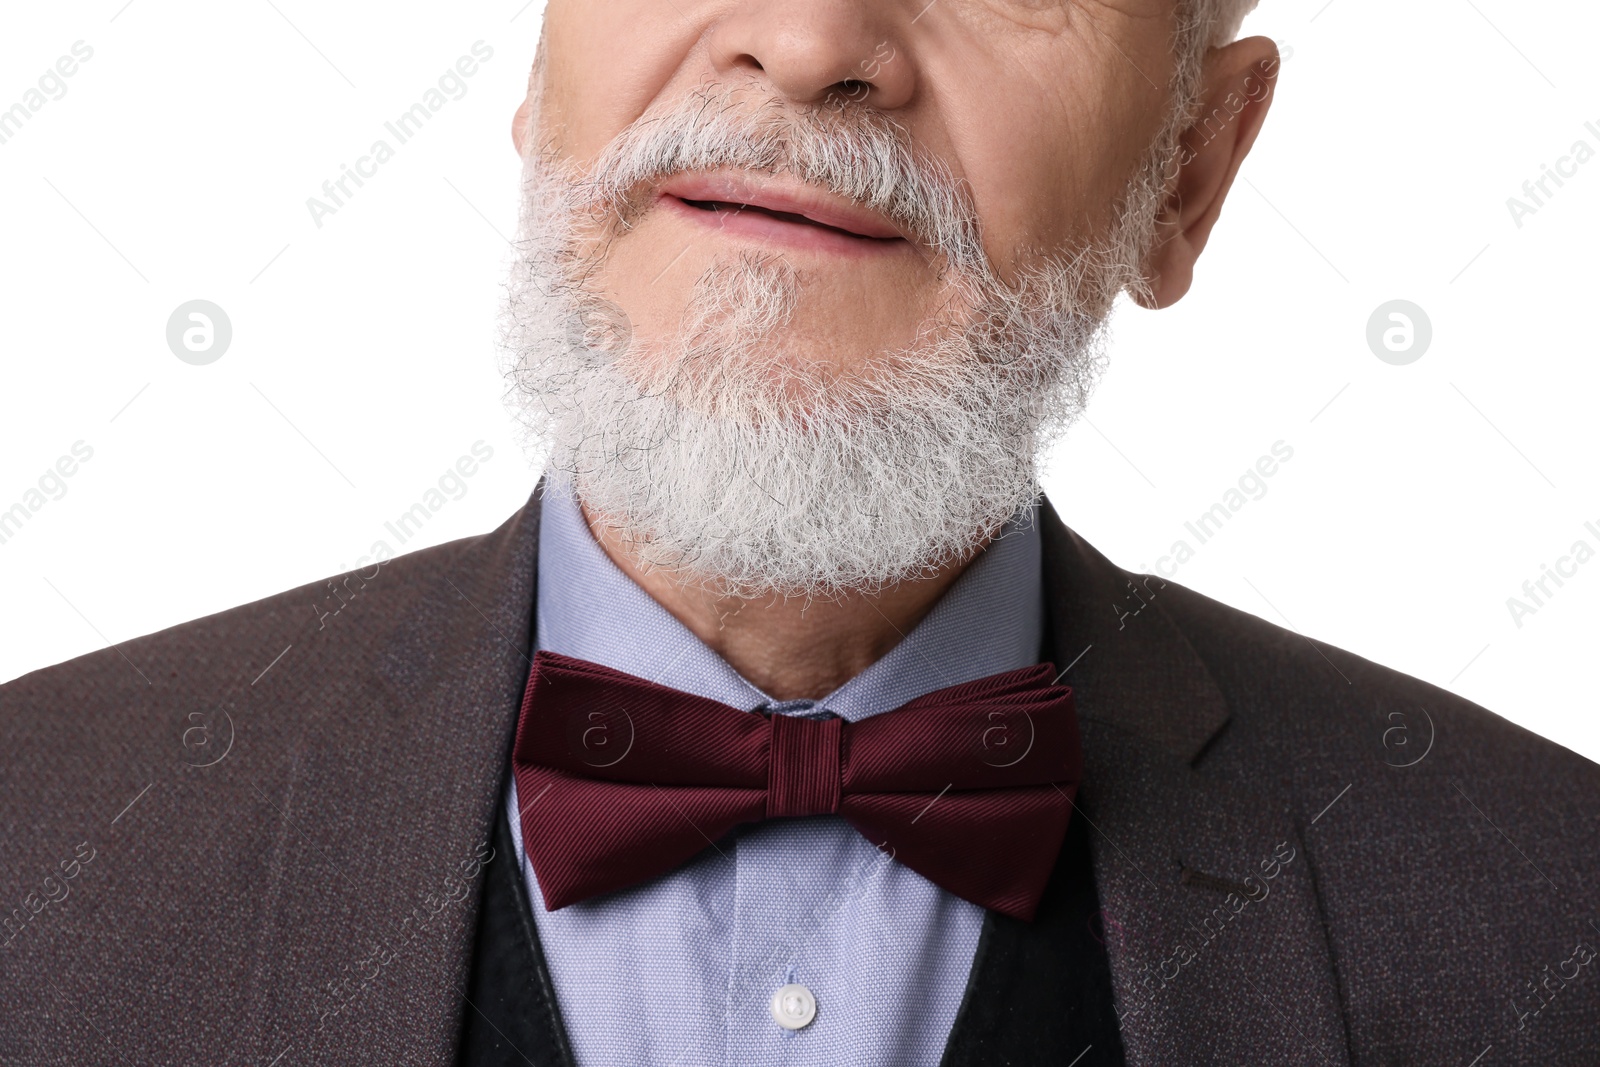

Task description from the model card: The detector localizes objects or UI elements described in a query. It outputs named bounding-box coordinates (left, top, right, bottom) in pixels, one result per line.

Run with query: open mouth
left=676, top=197, right=902, bottom=243
left=655, top=171, right=911, bottom=256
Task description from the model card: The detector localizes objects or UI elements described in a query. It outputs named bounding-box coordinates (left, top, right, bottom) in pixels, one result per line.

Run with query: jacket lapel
left=243, top=490, right=545, bottom=1062
left=1037, top=503, right=1353, bottom=1065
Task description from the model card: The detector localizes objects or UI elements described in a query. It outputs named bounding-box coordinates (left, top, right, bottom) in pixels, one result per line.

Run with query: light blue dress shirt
left=504, top=479, right=1045, bottom=1067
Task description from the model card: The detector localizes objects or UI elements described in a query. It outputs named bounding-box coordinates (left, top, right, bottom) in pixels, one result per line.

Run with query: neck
left=578, top=500, right=985, bottom=700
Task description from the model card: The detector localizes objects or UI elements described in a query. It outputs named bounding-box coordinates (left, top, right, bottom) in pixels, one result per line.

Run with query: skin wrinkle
left=501, top=0, right=1271, bottom=698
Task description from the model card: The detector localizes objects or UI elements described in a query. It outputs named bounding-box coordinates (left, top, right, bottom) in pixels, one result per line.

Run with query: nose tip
left=708, top=5, right=914, bottom=112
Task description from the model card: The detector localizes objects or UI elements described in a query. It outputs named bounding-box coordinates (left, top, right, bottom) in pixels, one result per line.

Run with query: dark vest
left=456, top=775, right=1126, bottom=1066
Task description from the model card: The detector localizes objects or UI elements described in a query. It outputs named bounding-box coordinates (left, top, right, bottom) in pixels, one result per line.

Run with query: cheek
left=965, top=112, right=1151, bottom=276
left=538, top=2, right=703, bottom=164
left=933, top=45, right=1167, bottom=276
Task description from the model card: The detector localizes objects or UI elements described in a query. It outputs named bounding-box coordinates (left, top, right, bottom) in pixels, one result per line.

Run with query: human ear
left=1135, top=36, right=1281, bottom=309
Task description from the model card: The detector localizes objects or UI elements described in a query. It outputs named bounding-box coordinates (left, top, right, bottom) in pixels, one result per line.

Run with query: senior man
left=4, top=1, right=1598, bottom=1065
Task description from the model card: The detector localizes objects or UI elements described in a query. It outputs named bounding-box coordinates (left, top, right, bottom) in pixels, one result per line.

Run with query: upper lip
left=657, top=170, right=906, bottom=241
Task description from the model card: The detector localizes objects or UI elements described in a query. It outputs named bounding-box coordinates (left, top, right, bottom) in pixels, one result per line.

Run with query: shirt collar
left=534, top=477, right=1044, bottom=720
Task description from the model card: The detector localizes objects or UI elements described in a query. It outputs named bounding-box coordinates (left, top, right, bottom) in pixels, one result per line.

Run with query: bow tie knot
left=767, top=714, right=843, bottom=818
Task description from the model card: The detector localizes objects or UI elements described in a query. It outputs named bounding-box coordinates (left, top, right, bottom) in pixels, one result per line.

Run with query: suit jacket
left=3, top=491, right=1597, bottom=1065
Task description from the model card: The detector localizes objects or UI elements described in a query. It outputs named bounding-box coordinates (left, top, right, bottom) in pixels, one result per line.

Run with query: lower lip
left=656, top=194, right=911, bottom=258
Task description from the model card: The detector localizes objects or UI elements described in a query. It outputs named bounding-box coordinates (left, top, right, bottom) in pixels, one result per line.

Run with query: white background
left=1, top=1, right=1595, bottom=760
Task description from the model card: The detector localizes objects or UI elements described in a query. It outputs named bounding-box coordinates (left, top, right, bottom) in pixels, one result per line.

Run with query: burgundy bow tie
left=511, top=650, right=1082, bottom=921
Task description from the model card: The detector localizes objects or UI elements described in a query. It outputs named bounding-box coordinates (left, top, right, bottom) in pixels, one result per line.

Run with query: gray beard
left=499, top=84, right=1164, bottom=599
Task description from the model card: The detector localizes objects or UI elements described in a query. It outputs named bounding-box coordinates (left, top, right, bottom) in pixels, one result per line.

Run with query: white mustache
left=569, top=83, right=992, bottom=280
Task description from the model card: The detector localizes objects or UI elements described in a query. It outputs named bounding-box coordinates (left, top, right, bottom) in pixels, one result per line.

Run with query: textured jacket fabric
left=2, top=490, right=1597, bottom=1065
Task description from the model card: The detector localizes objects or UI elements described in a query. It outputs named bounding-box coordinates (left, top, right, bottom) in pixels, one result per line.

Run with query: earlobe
left=512, top=51, right=545, bottom=156
left=512, top=99, right=531, bottom=155
left=1136, top=36, right=1281, bottom=310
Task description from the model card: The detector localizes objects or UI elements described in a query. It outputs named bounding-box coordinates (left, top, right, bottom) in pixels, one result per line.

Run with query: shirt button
left=770, top=983, right=817, bottom=1030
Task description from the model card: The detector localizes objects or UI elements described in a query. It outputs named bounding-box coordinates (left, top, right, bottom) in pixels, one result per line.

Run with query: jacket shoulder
left=1147, top=573, right=1597, bottom=778
left=1, top=528, right=493, bottom=713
